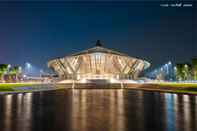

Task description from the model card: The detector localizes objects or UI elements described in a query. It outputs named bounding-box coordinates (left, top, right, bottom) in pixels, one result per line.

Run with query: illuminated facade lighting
left=48, top=40, right=150, bottom=80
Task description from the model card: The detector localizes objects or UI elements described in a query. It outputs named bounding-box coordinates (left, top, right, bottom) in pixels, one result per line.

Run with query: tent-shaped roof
left=71, top=46, right=128, bottom=57
left=71, top=40, right=127, bottom=56
left=48, top=40, right=150, bottom=70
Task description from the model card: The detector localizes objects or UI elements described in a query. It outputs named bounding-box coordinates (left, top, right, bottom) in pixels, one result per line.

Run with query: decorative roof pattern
left=48, top=41, right=150, bottom=80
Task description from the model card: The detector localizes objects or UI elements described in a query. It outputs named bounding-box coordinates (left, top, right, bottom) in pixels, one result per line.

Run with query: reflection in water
left=164, top=93, right=174, bottom=131
left=135, top=91, right=144, bottom=131
left=2, top=93, right=33, bottom=131
left=16, top=94, right=22, bottom=131
left=23, top=93, right=32, bottom=131
left=4, top=95, right=12, bottom=131
left=71, top=89, right=125, bottom=131
left=0, top=89, right=196, bottom=131
left=183, top=95, right=191, bottom=131
left=173, top=94, right=179, bottom=131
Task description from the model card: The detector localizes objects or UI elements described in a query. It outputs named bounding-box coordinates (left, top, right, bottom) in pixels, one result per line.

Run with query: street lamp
left=26, top=62, right=31, bottom=69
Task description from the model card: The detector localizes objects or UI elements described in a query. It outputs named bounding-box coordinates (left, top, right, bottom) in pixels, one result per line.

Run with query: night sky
left=0, top=1, right=196, bottom=72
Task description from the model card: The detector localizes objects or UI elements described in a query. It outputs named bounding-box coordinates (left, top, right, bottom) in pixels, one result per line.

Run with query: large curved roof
left=48, top=41, right=151, bottom=77
left=59, top=41, right=150, bottom=69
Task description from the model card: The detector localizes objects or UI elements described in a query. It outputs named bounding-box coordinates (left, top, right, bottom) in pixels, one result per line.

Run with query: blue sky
left=0, top=1, right=196, bottom=72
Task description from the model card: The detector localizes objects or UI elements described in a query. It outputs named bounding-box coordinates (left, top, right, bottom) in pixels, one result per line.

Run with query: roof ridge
left=70, top=46, right=128, bottom=56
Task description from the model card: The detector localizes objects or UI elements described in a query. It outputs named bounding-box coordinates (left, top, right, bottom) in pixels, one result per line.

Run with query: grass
left=173, top=89, right=197, bottom=94
left=158, top=82, right=197, bottom=88
left=0, top=83, right=34, bottom=92
left=156, top=82, right=197, bottom=94
left=1, top=82, right=197, bottom=94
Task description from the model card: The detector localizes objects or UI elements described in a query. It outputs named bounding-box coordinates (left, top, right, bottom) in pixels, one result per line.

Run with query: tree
left=9, top=66, right=22, bottom=82
left=175, top=64, right=184, bottom=81
left=0, top=64, right=9, bottom=83
left=192, top=58, right=197, bottom=80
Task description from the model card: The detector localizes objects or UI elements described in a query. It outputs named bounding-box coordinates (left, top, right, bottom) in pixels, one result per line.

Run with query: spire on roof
left=96, top=40, right=102, bottom=47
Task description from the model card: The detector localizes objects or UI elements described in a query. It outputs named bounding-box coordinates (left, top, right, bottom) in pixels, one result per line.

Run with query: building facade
left=48, top=41, right=150, bottom=80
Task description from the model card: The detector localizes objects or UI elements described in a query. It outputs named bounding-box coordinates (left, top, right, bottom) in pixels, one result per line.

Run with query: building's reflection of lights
left=81, top=90, right=87, bottom=131
left=195, top=96, right=197, bottom=129
left=109, top=90, right=115, bottom=131
left=173, top=94, right=178, bottom=103
left=137, top=91, right=143, bottom=98
left=117, top=90, right=125, bottom=131
left=183, top=95, right=189, bottom=103
left=4, top=95, right=13, bottom=131
left=195, top=96, right=197, bottom=104
left=164, top=93, right=175, bottom=131
left=71, top=89, right=80, bottom=131
left=23, top=93, right=32, bottom=131
left=109, top=90, right=125, bottom=131
left=183, top=95, right=191, bottom=131
left=17, top=94, right=23, bottom=111
left=136, top=91, right=144, bottom=131
left=16, top=93, right=23, bottom=131
left=173, top=94, right=179, bottom=130
left=71, top=89, right=126, bottom=131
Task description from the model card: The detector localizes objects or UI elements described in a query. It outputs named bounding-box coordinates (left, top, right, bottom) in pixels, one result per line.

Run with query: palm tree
left=9, top=66, right=22, bottom=82
left=0, top=64, right=8, bottom=83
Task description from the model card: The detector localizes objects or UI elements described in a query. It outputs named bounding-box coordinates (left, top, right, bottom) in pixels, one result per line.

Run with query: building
left=48, top=40, right=150, bottom=81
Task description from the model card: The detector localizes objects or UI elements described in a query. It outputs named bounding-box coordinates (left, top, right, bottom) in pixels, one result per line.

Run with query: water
left=0, top=88, right=196, bottom=131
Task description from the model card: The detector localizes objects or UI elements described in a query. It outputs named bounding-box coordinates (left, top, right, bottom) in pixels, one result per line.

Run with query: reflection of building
left=48, top=40, right=150, bottom=80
